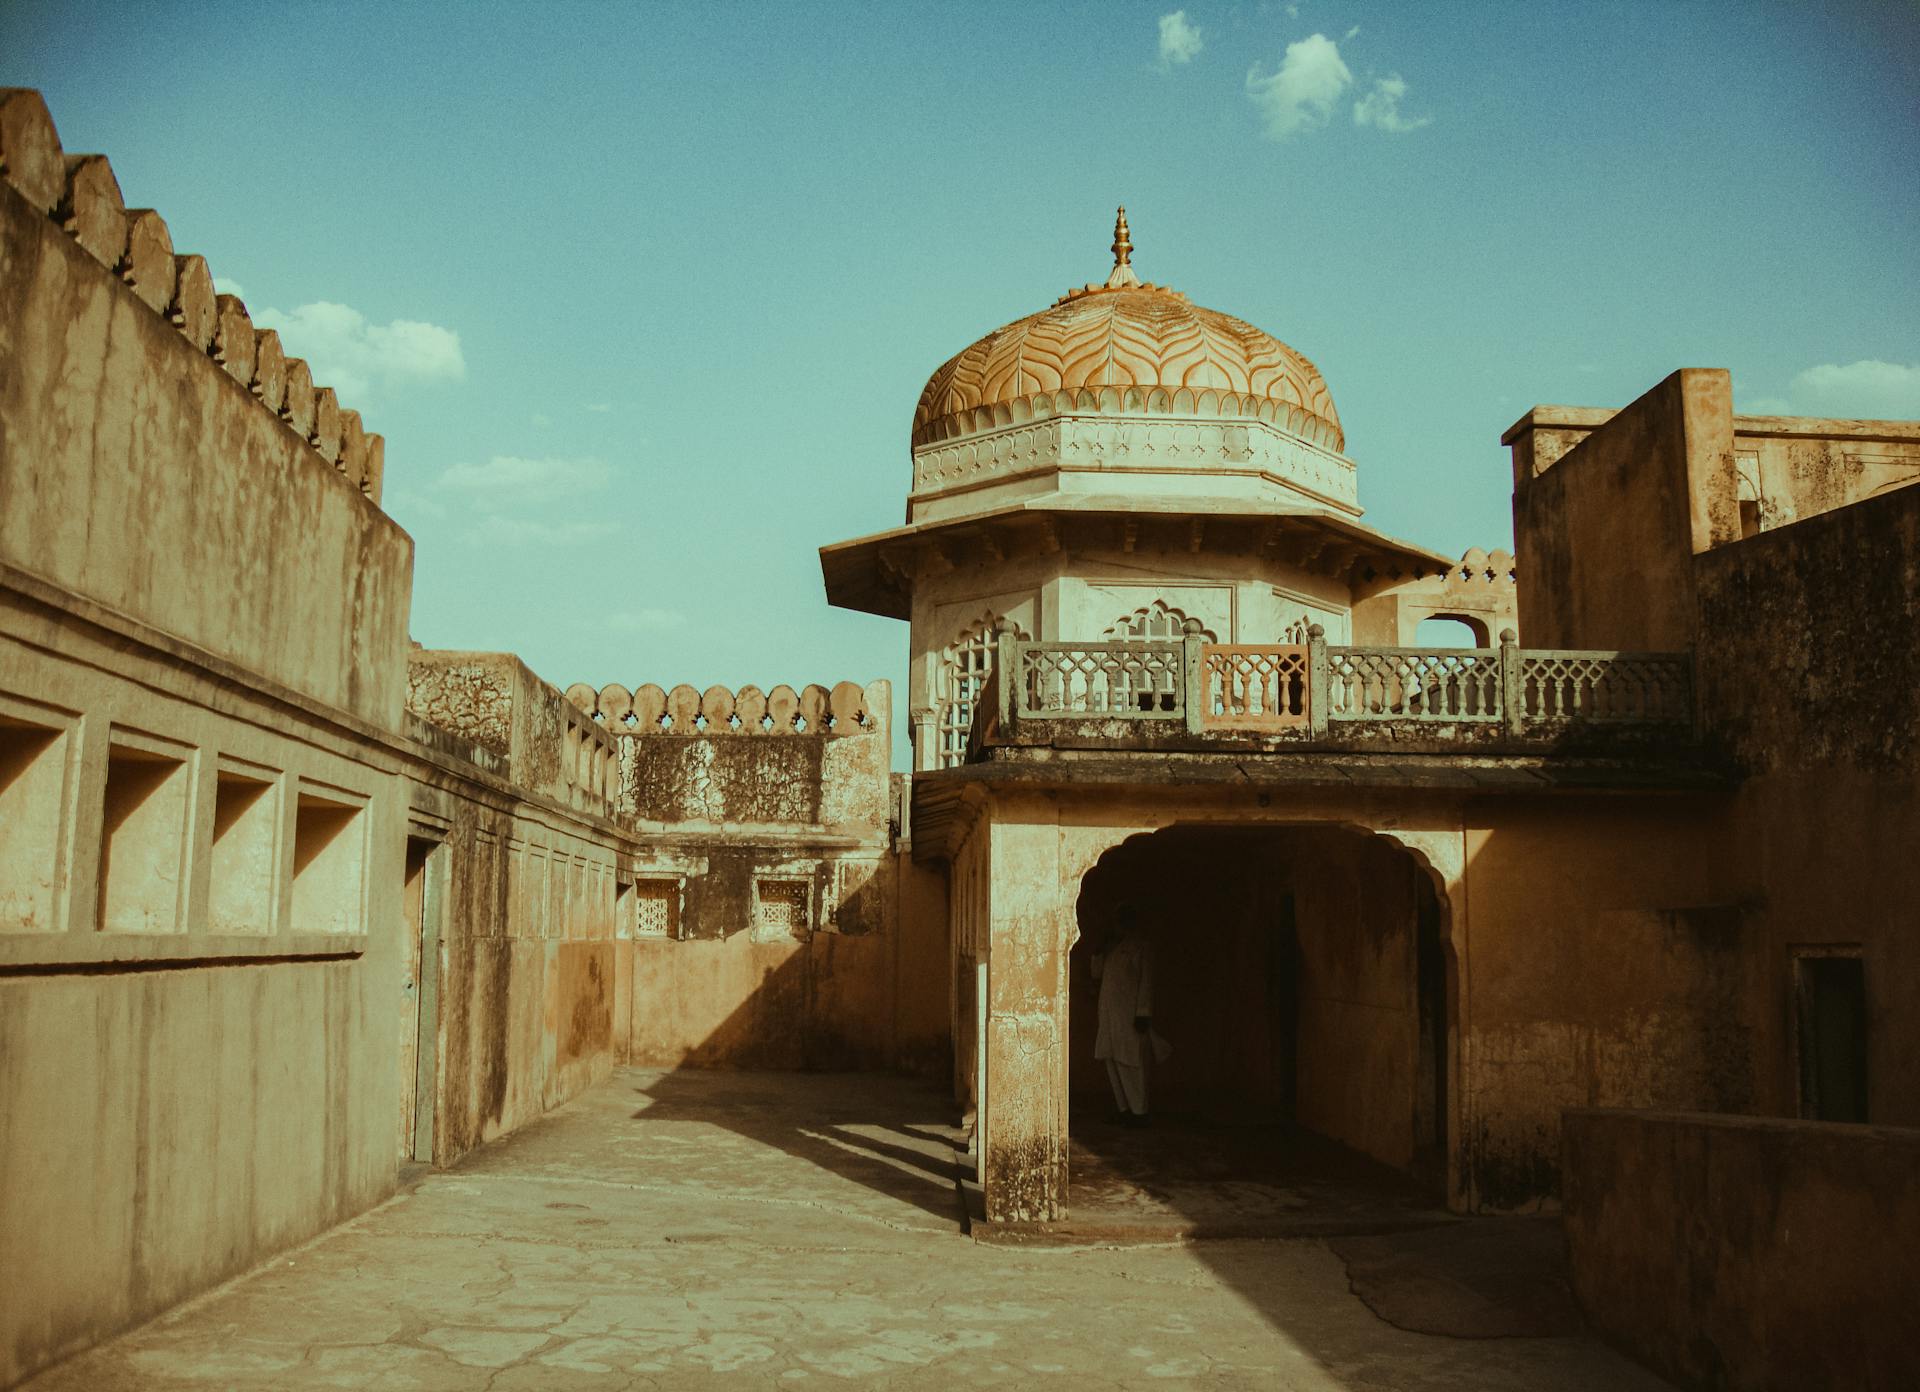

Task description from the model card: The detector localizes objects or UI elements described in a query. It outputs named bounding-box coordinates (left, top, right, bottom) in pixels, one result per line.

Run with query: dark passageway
left=1065, top=824, right=1456, bottom=1236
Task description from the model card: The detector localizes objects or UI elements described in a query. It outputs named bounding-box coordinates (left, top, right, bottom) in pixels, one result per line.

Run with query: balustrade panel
left=1200, top=645, right=1309, bottom=730
left=1015, top=642, right=1185, bottom=718
left=1326, top=648, right=1503, bottom=722
left=1519, top=653, right=1693, bottom=723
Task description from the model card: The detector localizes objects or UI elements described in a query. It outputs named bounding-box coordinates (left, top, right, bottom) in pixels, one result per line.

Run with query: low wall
left=1562, top=1109, right=1920, bottom=1391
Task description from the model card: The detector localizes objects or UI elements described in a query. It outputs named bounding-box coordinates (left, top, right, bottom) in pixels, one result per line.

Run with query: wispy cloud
left=1246, top=33, right=1351, bottom=140
left=1742, top=360, right=1920, bottom=419
left=585, top=402, right=613, bottom=413
left=1353, top=74, right=1431, bottom=133
left=1157, top=11, right=1203, bottom=68
left=212, top=276, right=246, bottom=299
left=437, top=454, right=611, bottom=504
left=247, top=300, right=465, bottom=401
left=469, top=516, right=620, bottom=548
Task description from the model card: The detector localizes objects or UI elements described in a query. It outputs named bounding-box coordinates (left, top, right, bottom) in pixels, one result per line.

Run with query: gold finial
left=1105, top=205, right=1142, bottom=289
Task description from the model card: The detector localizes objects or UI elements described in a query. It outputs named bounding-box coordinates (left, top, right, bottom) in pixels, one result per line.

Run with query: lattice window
left=1097, top=602, right=1213, bottom=711
left=1103, top=599, right=1215, bottom=643
left=634, top=879, right=680, bottom=938
left=935, top=614, right=1020, bottom=770
left=753, top=879, right=810, bottom=942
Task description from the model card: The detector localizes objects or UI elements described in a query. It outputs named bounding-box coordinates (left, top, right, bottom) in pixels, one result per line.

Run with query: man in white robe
left=1092, top=905, right=1160, bottom=1124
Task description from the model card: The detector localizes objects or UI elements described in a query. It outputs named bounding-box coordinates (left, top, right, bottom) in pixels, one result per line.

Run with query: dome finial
left=1106, top=205, right=1142, bottom=288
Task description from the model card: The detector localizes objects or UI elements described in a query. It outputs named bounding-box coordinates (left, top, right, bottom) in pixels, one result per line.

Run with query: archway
left=1064, top=823, right=1455, bottom=1231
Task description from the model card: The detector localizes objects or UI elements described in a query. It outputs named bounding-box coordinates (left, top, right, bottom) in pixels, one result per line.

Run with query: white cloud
left=1353, top=74, right=1432, bottom=133
left=247, top=300, right=465, bottom=401
left=212, top=276, right=246, bottom=299
left=604, top=608, right=688, bottom=633
left=383, top=487, right=448, bottom=523
left=468, top=516, right=619, bottom=548
left=1739, top=362, right=1920, bottom=419
left=1787, top=360, right=1920, bottom=419
left=1157, top=11, right=1203, bottom=67
left=1246, top=33, right=1352, bottom=141
left=436, top=454, right=611, bottom=506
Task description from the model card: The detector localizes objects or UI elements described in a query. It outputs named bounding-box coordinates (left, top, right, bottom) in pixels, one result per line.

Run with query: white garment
left=1106, top=1058, right=1149, bottom=1115
left=1092, top=935, right=1154, bottom=1068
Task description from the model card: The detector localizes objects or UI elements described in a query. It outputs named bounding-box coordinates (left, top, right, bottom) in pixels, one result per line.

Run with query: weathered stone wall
left=1562, top=1110, right=1920, bottom=1391
left=1693, top=483, right=1920, bottom=1125
left=1460, top=798, right=1743, bottom=1209
left=410, top=786, right=630, bottom=1163
left=1511, top=369, right=1738, bottom=651
left=0, top=97, right=407, bottom=729
left=551, top=678, right=948, bottom=1075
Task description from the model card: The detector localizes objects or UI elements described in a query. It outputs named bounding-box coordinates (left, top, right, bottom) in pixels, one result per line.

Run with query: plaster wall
left=1460, top=798, right=1743, bottom=1209
left=0, top=183, right=412, bottom=729
left=1562, top=1110, right=1920, bottom=1391
left=1693, top=483, right=1920, bottom=1125
left=0, top=599, right=403, bottom=1387
left=1511, top=369, right=1738, bottom=651
left=0, top=592, right=644, bottom=1385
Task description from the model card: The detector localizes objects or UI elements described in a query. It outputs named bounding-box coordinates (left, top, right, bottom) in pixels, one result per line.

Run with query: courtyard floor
left=24, top=1068, right=1673, bottom=1390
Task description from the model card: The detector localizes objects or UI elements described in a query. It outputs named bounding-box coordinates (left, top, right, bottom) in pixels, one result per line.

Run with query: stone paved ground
left=24, top=1069, right=1673, bottom=1391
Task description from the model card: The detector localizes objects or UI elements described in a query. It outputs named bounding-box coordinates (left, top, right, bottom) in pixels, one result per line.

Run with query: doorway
left=1066, top=823, right=1455, bottom=1231
left=399, top=835, right=446, bottom=1163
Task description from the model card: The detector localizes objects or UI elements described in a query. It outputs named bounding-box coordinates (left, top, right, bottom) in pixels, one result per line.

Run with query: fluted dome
left=913, top=211, right=1342, bottom=454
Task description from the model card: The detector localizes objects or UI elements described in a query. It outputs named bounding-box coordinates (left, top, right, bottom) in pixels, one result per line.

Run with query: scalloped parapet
left=0, top=88, right=387, bottom=505
left=564, top=680, right=887, bottom=737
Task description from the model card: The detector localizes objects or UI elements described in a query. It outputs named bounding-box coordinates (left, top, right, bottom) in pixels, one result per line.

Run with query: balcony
left=966, top=624, right=1696, bottom=759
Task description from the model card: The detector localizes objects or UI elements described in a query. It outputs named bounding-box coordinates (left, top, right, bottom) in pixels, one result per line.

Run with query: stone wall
left=0, top=91, right=405, bottom=728
left=1693, top=483, right=1920, bottom=1125
left=560, top=677, right=949, bottom=1076
left=1510, top=369, right=1738, bottom=651
left=1562, top=1109, right=1920, bottom=1391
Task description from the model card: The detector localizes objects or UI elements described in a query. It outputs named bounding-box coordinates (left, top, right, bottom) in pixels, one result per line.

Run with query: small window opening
left=752, top=879, right=810, bottom=942
left=292, top=788, right=366, bottom=935
left=0, top=716, right=68, bottom=934
left=1796, top=951, right=1868, bottom=1123
left=634, top=878, right=681, bottom=939
left=1738, top=498, right=1762, bottom=539
left=209, top=767, right=278, bottom=935
left=98, top=740, right=190, bottom=934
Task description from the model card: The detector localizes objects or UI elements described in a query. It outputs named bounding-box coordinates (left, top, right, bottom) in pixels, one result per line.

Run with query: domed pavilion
left=821, top=210, right=1482, bottom=771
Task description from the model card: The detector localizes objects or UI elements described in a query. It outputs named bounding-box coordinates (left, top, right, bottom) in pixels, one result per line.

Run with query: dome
left=913, top=209, right=1343, bottom=454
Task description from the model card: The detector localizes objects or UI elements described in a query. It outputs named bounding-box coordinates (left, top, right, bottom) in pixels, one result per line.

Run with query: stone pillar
left=978, top=806, right=1074, bottom=1223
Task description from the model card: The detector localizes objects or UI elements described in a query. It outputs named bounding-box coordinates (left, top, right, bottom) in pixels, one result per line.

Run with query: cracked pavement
left=21, top=1069, right=1673, bottom=1390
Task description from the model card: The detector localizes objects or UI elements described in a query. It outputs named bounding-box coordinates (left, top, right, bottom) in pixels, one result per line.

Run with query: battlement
left=565, top=680, right=886, bottom=738
left=0, top=89, right=384, bottom=502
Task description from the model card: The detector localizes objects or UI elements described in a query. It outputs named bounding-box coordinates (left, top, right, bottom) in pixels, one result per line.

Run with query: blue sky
left=7, top=2, right=1916, bottom=766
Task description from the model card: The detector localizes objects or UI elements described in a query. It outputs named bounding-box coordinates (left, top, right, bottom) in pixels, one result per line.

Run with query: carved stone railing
left=1011, top=641, right=1185, bottom=719
left=969, top=624, right=1694, bottom=748
left=1200, top=644, right=1310, bottom=728
left=1326, top=648, right=1504, bottom=722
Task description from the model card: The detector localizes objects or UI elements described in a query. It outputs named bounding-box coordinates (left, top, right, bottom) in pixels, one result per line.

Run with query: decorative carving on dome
left=913, top=209, right=1342, bottom=454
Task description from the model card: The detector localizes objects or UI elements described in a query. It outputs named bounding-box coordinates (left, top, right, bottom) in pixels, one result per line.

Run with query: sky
left=6, top=1, right=1916, bottom=768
